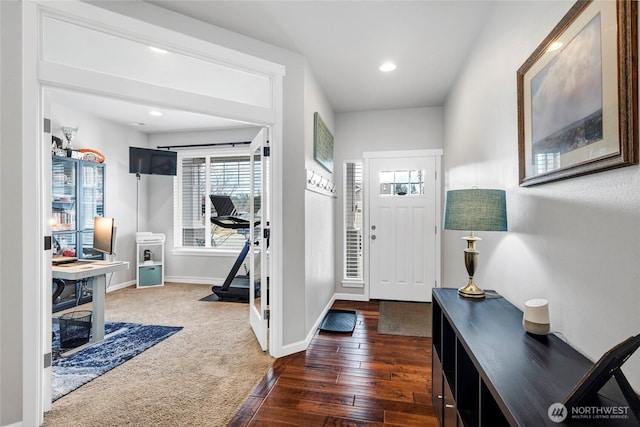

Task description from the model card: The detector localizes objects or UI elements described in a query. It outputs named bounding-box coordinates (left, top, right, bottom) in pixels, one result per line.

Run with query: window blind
left=344, top=162, right=363, bottom=281
left=180, top=157, right=206, bottom=247
left=175, top=153, right=256, bottom=251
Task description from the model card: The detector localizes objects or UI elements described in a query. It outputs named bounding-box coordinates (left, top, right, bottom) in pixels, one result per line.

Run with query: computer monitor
left=93, top=217, right=116, bottom=256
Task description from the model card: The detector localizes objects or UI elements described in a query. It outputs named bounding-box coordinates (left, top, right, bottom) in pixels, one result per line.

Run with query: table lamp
left=444, top=189, right=507, bottom=298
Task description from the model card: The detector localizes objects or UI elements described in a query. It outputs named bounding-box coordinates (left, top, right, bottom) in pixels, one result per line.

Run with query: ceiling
left=149, top=1, right=492, bottom=113
left=52, top=1, right=493, bottom=133
left=49, top=88, right=251, bottom=134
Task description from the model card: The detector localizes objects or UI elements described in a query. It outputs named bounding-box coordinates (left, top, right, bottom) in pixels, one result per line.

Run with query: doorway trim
left=363, top=149, right=443, bottom=301
left=22, top=1, right=285, bottom=424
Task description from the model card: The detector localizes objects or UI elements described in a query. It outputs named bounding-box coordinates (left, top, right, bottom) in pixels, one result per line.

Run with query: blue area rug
left=52, top=321, right=182, bottom=401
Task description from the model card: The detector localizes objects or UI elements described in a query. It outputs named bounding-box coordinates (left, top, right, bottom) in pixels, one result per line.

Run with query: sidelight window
left=343, top=161, right=363, bottom=284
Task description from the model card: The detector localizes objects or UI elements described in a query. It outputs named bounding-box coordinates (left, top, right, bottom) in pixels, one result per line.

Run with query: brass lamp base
left=458, top=234, right=485, bottom=299
left=458, top=279, right=485, bottom=299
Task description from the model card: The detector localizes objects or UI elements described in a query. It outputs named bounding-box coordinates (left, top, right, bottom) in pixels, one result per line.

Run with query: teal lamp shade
left=444, top=189, right=507, bottom=298
left=444, top=189, right=507, bottom=232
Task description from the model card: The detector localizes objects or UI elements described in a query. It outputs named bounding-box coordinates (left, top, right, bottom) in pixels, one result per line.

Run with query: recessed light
left=149, top=46, right=168, bottom=54
left=379, top=62, right=397, bottom=72
left=547, top=41, right=563, bottom=52
left=129, top=122, right=147, bottom=127
left=149, top=111, right=163, bottom=117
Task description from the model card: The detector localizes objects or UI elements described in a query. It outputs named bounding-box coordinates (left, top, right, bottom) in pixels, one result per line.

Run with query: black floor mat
left=319, top=309, right=357, bottom=333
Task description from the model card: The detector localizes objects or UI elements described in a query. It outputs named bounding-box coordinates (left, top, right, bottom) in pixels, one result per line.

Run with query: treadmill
left=209, top=195, right=260, bottom=302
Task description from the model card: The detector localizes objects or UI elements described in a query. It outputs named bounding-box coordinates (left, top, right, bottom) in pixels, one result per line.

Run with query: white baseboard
left=274, top=294, right=338, bottom=358
left=164, top=276, right=223, bottom=286
left=106, top=280, right=135, bottom=293
left=105, top=277, right=229, bottom=293
left=277, top=339, right=308, bottom=356
left=334, top=292, right=369, bottom=302
left=307, top=294, right=337, bottom=339
left=106, top=279, right=217, bottom=293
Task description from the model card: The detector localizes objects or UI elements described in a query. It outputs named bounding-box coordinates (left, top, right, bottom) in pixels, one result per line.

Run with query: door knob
left=371, top=235, right=376, bottom=240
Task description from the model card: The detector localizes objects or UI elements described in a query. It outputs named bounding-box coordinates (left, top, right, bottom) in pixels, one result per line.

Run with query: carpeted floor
left=377, top=300, right=432, bottom=337
left=43, top=282, right=274, bottom=427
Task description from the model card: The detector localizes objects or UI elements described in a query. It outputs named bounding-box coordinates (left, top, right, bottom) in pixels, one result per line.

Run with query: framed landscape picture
left=517, top=0, right=637, bottom=186
left=314, top=112, right=334, bottom=172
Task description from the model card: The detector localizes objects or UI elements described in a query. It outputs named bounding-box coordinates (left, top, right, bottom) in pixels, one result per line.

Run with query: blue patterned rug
left=51, top=321, right=182, bottom=401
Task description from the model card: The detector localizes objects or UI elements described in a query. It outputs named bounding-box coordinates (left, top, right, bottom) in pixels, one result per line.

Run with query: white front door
left=250, top=128, right=269, bottom=351
left=367, top=151, right=440, bottom=302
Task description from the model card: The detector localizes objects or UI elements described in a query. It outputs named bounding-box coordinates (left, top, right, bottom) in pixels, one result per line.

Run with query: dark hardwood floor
left=230, top=300, right=438, bottom=426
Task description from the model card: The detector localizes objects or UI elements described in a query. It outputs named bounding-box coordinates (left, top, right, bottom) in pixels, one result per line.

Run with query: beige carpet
left=378, top=301, right=432, bottom=337
left=43, top=282, right=274, bottom=427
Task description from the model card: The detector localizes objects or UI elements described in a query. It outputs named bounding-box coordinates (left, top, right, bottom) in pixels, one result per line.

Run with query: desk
left=52, top=261, right=129, bottom=345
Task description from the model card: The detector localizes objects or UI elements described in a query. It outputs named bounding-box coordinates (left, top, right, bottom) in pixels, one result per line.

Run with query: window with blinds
left=175, top=152, right=257, bottom=251
left=343, top=161, right=363, bottom=284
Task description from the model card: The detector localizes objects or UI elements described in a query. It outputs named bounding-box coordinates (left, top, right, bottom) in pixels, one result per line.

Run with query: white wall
left=336, top=107, right=444, bottom=159
left=50, top=102, right=149, bottom=286
left=0, top=2, right=24, bottom=424
left=280, top=59, right=309, bottom=347
left=444, top=0, right=640, bottom=391
left=334, top=107, right=444, bottom=296
left=304, top=68, right=336, bottom=332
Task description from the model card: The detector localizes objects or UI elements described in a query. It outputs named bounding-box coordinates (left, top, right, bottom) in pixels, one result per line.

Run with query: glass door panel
left=52, top=157, right=77, bottom=231
left=52, top=157, right=105, bottom=260
left=79, top=162, right=104, bottom=230
left=53, top=232, right=77, bottom=258
left=250, top=129, right=268, bottom=351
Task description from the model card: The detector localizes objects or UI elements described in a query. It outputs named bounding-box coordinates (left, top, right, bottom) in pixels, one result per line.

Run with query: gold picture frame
left=517, top=0, right=638, bottom=186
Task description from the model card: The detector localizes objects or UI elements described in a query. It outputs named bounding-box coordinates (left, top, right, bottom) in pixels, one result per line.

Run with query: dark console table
left=432, top=288, right=639, bottom=426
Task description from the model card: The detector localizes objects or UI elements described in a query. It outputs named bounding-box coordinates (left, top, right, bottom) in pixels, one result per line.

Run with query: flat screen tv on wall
left=129, top=146, right=177, bottom=176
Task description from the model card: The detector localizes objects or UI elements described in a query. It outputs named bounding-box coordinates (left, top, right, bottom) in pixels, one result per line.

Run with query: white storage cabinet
left=135, top=232, right=165, bottom=288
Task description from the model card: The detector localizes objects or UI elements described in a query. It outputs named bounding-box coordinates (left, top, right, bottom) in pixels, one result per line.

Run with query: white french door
left=249, top=128, right=269, bottom=351
left=366, top=151, right=441, bottom=302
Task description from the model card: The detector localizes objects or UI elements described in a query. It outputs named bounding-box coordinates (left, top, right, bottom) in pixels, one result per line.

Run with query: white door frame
left=249, top=128, right=269, bottom=351
left=363, top=149, right=443, bottom=301
left=21, top=2, right=285, bottom=424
